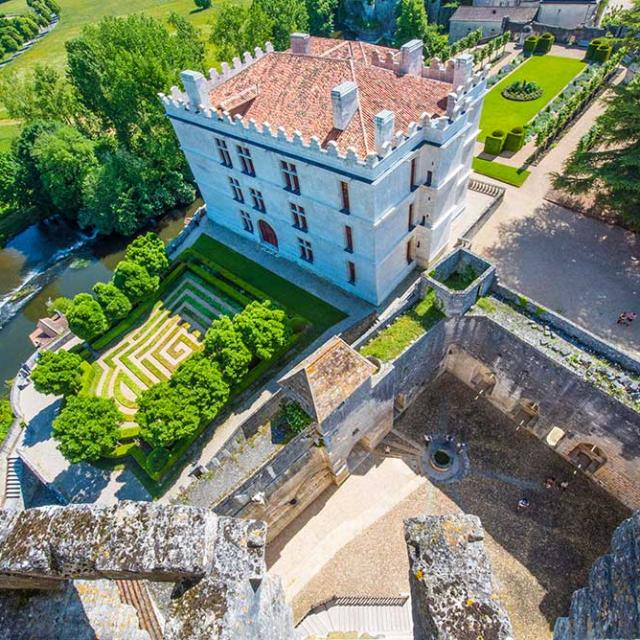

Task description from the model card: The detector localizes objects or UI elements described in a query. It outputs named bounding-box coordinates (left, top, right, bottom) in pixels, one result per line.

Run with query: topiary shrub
left=504, top=126, right=525, bottom=152
left=586, top=38, right=602, bottom=60
left=536, top=32, right=554, bottom=54
left=523, top=35, right=539, bottom=56
left=502, top=79, right=543, bottom=101
left=147, top=447, right=170, bottom=472
left=593, top=44, right=612, bottom=63
left=484, top=129, right=507, bottom=155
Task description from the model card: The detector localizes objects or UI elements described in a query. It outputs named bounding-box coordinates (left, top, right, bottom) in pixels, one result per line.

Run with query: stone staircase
left=116, top=580, right=164, bottom=640
left=4, top=456, right=23, bottom=508
left=378, top=429, right=423, bottom=465
left=296, top=595, right=414, bottom=639
left=468, top=178, right=506, bottom=199
left=554, top=511, right=640, bottom=639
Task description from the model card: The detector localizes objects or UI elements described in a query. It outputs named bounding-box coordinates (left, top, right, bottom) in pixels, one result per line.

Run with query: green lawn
left=360, top=289, right=444, bottom=362
left=0, top=121, right=20, bottom=152
left=472, top=157, right=530, bottom=187
left=191, top=234, right=347, bottom=331
left=479, top=55, right=587, bottom=141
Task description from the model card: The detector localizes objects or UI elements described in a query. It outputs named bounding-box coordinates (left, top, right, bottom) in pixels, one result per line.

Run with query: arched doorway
left=259, top=220, right=278, bottom=249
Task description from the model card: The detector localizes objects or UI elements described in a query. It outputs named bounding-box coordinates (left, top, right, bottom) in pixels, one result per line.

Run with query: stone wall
left=503, top=18, right=605, bottom=43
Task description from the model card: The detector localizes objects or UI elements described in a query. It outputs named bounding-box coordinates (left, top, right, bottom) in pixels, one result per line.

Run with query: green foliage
left=440, top=264, right=478, bottom=290
left=306, top=0, right=338, bottom=36
left=553, top=77, right=640, bottom=227
left=53, top=395, right=123, bottom=463
left=204, top=314, right=252, bottom=383
left=112, top=260, right=159, bottom=304
left=475, top=297, right=497, bottom=314
left=536, top=32, right=554, bottom=54
left=193, top=0, right=212, bottom=8
left=472, top=157, right=530, bottom=187
left=92, top=282, right=132, bottom=325
left=0, top=400, right=13, bottom=445
left=124, top=232, right=168, bottom=276
left=47, top=296, right=73, bottom=316
left=395, top=0, right=446, bottom=58
left=235, top=300, right=289, bottom=360
left=66, top=292, right=109, bottom=341
left=282, top=401, right=311, bottom=435
left=253, top=0, right=308, bottom=50
left=504, top=126, right=525, bottom=152
left=31, top=349, right=84, bottom=397
left=523, top=35, right=538, bottom=56
left=147, top=447, right=170, bottom=471
left=483, top=129, right=506, bottom=155
left=502, top=79, right=543, bottom=101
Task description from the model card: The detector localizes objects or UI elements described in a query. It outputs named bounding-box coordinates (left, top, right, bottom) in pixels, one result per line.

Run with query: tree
left=124, top=232, right=168, bottom=276
left=172, top=354, right=230, bottom=422
left=235, top=300, right=289, bottom=360
left=47, top=296, right=73, bottom=316
left=52, top=396, right=122, bottom=463
left=66, top=293, right=109, bottom=341
left=306, top=0, right=338, bottom=36
left=552, top=77, right=640, bottom=227
left=31, top=124, right=98, bottom=218
left=253, top=0, right=309, bottom=50
left=0, top=34, right=21, bottom=54
left=193, top=0, right=212, bottom=8
left=112, top=260, right=159, bottom=304
left=210, top=2, right=250, bottom=61
left=31, top=350, right=84, bottom=397
left=92, top=282, right=132, bottom=325
left=0, top=400, right=13, bottom=441
left=204, top=315, right=253, bottom=382
left=136, top=382, right=201, bottom=447
left=395, top=0, right=428, bottom=47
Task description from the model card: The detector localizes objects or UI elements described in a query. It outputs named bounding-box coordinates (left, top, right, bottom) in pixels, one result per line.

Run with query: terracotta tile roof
left=208, top=40, right=451, bottom=157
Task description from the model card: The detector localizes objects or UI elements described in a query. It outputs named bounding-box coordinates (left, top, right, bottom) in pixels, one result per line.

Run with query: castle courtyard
left=269, top=373, right=631, bottom=640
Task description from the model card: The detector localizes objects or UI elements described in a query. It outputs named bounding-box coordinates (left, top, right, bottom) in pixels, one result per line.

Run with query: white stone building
left=162, top=35, right=487, bottom=305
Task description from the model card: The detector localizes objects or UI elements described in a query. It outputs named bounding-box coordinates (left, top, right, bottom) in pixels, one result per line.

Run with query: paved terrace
left=269, top=374, right=629, bottom=640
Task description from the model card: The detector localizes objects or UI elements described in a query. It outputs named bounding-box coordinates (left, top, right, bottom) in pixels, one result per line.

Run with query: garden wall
left=503, top=18, right=606, bottom=45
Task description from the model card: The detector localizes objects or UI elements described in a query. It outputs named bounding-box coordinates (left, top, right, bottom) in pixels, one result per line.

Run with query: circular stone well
left=420, top=434, right=470, bottom=483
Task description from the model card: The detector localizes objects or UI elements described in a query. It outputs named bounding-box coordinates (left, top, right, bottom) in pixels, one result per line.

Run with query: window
left=298, top=237, right=313, bottom=262
left=344, top=225, right=353, bottom=252
left=426, top=170, right=433, bottom=187
left=281, top=161, right=300, bottom=193
left=216, top=138, right=232, bottom=167
left=410, top=158, right=417, bottom=190
left=406, top=239, right=414, bottom=264
left=250, top=188, right=266, bottom=212
left=408, top=204, right=415, bottom=231
left=340, top=181, right=350, bottom=212
left=237, top=145, right=255, bottom=176
left=347, top=260, right=356, bottom=284
left=240, top=210, right=253, bottom=233
left=229, top=177, right=243, bottom=202
left=291, top=203, right=307, bottom=231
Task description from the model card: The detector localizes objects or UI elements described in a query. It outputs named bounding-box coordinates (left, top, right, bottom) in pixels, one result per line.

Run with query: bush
left=67, top=293, right=109, bottom=341
left=146, top=447, right=170, bottom=471
left=502, top=79, right=543, bottom=101
left=586, top=38, right=603, bottom=60
left=594, top=44, right=612, bottom=63
left=124, top=232, right=168, bottom=277
left=283, top=401, right=311, bottom=436
left=483, top=129, right=506, bottom=155
left=504, top=126, right=526, bottom=152
left=112, top=260, right=159, bottom=304
left=0, top=400, right=13, bottom=445
left=31, top=350, right=84, bottom=397
left=536, top=32, right=554, bottom=54
left=523, top=35, right=539, bottom=56
left=93, top=282, right=132, bottom=325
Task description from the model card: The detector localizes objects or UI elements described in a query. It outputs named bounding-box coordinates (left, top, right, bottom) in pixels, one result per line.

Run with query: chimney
left=180, top=70, right=209, bottom=110
left=331, top=81, right=359, bottom=130
left=400, top=39, right=424, bottom=76
left=452, top=53, right=475, bottom=90
left=374, top=110, right=395, bottom=156
left=291, top=32, right=311, bottom=55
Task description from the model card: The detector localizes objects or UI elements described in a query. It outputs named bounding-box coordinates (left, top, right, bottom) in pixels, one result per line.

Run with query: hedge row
left=483, top=126, right=525, bottom=155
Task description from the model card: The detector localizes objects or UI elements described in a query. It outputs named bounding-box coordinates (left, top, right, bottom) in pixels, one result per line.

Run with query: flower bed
left=502, top=79, right=543, bottom=101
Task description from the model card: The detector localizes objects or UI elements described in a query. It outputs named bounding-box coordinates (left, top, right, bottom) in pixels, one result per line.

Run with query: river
left=0, top=200, right=202, bottom=395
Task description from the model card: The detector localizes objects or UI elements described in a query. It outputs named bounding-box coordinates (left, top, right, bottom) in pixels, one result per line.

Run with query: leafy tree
left=124, top=232, right=168, bottom=276
left=136, top=382, right=201, bottom=447
left=552, top=77, right=640, bottom=227
left=66, top=292, right=109, bottom=341
left=47, top=296, right=73, bottom=316
left=92, top=282, right=132, bottom=324
left=0, top=152, right=19, bottom=213
left=172, top=353, right=230, bottom=422
left=0, top=400, right=13, bottom=442
left=394, top=0, right=447, bottom=58
left=253, top=0, right=309, bottom=50
left=31, top=350, right=84, bottom=397
left=204, top=315, right=253, bottom=382
left=31, top=125, right=98, bottom=217
left=193, top=0, right=212, bottom=8
left=235, top=300, right=289, bottom=360
left=210, top=1, right=251, bottom=61
left=243, top=4, right=275, bottom=52
left=52, top=396, right=122, bottom=463
left=0, top=34, right=21, bottom=54
left=112, top=260, right=159, bottom=304
left=306, top=0, right=338, bottom=36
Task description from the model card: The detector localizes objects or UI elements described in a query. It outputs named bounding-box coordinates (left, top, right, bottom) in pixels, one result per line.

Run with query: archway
left=259, top=220, right=278, bottom=249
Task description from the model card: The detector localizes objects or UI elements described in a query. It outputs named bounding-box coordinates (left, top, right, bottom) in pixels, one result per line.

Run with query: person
left=384, top=445, right=391, bottom=455
left=559, top=480, right=569, bottom=491
left=618, top=313, right=627, bottom=325
left=517, top=497, right=529, bottom=511
left=423, top=434, right=432, bottom=445
left=628, top=312, right=637, bottom=324
left=544, top=477, right=556, bottom=489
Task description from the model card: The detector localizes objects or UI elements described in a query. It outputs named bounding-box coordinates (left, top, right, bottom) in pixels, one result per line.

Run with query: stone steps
left=554, top=511, right=640, bottom=639
left=116, top=580, right=164, bottom=640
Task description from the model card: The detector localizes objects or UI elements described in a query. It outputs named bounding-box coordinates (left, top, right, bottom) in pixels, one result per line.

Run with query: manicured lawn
left=472, top=157, right=530, bottom=187
left=0, top=121, right=20, bottom=152
left=360, top=289, right=444, bottom=362
left=478, top=55, right=587, bottom=141
left=191, top=234, right=347, bottom=332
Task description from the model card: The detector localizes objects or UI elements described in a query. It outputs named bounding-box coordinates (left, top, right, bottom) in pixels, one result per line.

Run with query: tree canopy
left=306, top=0, right=338, bottom=36
left=124, top=232, right=168, bottom=276
left=92, top=282, right=132, bottom=325
left=31, top=350, right=84, bottom=397
left=52, top=396, right=122, bottom=463
left=394, top=0, right=447, bottom=58
left=66, top=293, right=109, bottom=341
left=235, top=300, right=289, bottom=360
left=204, top=315, right=253, bottom=383
left=112, top=260, right=159, bottom=304
left=553, top=77, right=640, bottom=227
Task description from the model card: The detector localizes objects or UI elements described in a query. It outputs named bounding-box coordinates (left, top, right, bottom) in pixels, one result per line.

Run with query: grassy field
left=478, top=55, right=587, bottom=141
left=472, top=157, right=530, bottom=187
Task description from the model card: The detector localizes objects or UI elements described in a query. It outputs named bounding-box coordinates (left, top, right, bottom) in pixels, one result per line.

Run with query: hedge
left=504, top=126, right=525, bottom=152
left=536, top=32, right=554, bottom=55
left=594, top=44, right=612, bottom=63
left=523, top=35, right=539, bottom=56
left=484, top=129, right=507, bottom=155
